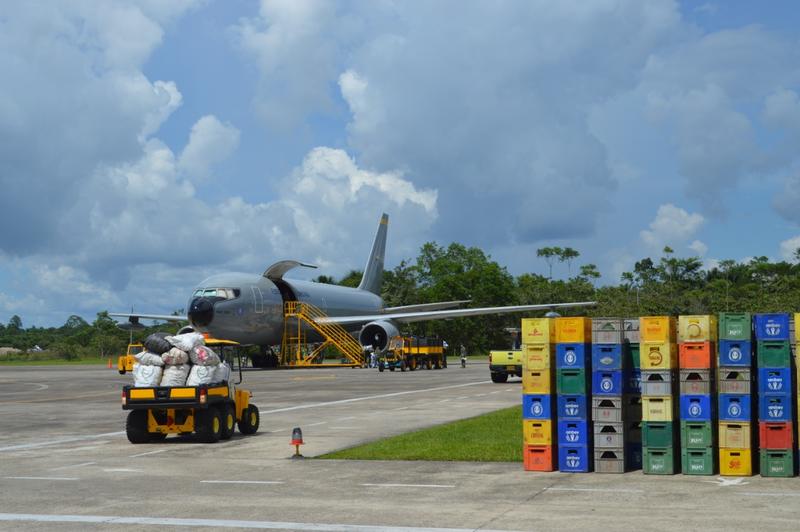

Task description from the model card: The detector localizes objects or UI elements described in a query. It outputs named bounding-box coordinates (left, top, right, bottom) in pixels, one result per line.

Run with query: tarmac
left=1, top=360, right=799, bottom=531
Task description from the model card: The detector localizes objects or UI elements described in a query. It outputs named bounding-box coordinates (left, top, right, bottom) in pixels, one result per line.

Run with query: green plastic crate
left=756, top=341, right=791, bottom=368
left=643, top=446, right=679, bottom=475
left=627, top=343, right=640, bottom=369
left=760, top=450, right=796, bottom=478
left=719, top=313, right=751, bottom=341
left=681, top=447, right=716, bottom=475
left=642, top=422, right=677, bottom=448
left=680, top=421, right=715, bottom=448
left=556, top=367, right=588, bottom=395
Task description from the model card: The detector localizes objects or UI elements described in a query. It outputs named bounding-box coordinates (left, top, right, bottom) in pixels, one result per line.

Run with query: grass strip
left=0, top=357, right=110, bottom=366
left=320, top=406, right=522, bottom=462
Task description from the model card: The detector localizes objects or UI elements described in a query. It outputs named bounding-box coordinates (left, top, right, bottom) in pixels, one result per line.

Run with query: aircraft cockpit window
left=196, top=288, right=240, bottom=300
left=193, top=289, right=203, bottom=297
left=202, top=289, right=217, bottom=297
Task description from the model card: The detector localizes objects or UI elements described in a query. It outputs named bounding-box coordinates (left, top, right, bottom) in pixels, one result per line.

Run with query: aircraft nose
left=188, top=297, right=214, bottom=328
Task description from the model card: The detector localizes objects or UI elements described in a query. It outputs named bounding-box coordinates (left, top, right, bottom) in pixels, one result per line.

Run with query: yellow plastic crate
left=522, top=343, right=554, bottom=370
left=523, top=419, right=554, bottom=445
left=718, top=422, right=753, bottom=449
left=555, top=317, right=592, bottom=344
left=678, top=315, right=718, bottom=343
left=521, top=318, right=556, bottom=345
left=640, top=342, right=678, bottom=370
left=522, top=368, right=554, bottom=394
left=642, top=396, right=676, bottom=422
left=640, top=316, right=677, bottom=343
left=720, top=448, right=753, bottom=477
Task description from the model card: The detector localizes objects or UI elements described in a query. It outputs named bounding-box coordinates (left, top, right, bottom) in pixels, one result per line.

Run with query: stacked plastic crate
left=640, top=316, right=680, bottom=474
left=755, top=313, right=796, bottom=477
left=521, top=317, right=558, bottom=472
left=555, top=317, right=592, bottom=472
left=717, top=313, right=756, bottom=476
left=624, top=318, right=643, bottom=470
left=678, top=315, right=718, bottom=475
left=591, top=318, right=640, bottom=472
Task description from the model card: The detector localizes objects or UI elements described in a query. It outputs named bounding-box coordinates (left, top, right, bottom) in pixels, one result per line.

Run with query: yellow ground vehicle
left=121, top=339, right=259, bottom=443
left=489, top=350, right=522, bottom=383
left=117, top=343, right=143, bottom=374
left=379, top=336, right=446, bottom=372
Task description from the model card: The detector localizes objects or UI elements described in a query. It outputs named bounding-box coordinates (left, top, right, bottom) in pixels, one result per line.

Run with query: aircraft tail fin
left=358, top=213, right=388, bottom=295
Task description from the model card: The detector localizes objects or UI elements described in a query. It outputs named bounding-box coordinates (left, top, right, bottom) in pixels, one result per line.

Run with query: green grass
left=0, top=356, right=110, bottom=366
left=320, top=406, right=522, bottom=462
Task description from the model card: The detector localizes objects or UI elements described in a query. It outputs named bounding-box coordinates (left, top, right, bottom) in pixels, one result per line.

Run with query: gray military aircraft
left=111, top=213, right=595, bottom=366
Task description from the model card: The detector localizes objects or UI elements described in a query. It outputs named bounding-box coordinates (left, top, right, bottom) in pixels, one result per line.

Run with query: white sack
left=160, top=364, right=190, bottom=387
left=134, top=351, right=165, bottom=366
left=190, top=345, right=220, bottom=366
left=132, top=363, right=163, bottom=387
left=161, top=347, right=189, bottom=365
left=214, top=361, right=231, bottom=383
left=187, top=365, right=216, bottom=386
left=165, top=332, right=205, bottom=352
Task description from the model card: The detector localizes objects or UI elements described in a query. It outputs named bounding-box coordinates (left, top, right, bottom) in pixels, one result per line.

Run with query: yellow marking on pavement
left=290, top=375, right=336, bottom=382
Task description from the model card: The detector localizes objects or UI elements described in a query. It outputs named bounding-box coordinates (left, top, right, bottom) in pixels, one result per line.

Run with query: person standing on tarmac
left=460, top=344, right=467, bottom=368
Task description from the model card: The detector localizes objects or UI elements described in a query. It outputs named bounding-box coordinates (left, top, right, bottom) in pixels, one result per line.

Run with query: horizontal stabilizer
left=109, top=312, right=188, bottom=323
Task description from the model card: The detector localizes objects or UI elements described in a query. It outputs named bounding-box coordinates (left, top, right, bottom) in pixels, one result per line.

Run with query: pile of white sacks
left=132, top=332, right=231, bottom=388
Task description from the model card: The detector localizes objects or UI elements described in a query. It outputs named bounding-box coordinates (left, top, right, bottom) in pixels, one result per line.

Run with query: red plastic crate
left=759, top=422, right=794, bottom=449
left=679, top=342, right=715, bottom=369
left=523, top=445, right=557, bottom=472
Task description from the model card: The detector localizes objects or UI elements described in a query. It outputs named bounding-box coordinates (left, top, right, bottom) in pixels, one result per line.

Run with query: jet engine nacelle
left=359, top=320, right=399, bottom=352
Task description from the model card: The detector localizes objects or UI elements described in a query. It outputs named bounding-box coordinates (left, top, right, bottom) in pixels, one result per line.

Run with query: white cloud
left=779, top=236, right=800, bottom=262
left=689, top=240, right=708, bottom=256
left=178, top=115, right=241, bottom=181
left=640, top=204, right=705, bottom=251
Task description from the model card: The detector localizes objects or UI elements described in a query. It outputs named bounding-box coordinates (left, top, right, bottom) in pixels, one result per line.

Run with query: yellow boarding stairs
left=281, top=302, right=365, bottom=367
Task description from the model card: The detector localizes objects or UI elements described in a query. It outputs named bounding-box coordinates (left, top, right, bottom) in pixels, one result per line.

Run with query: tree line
left=3, top=242, right=800, bottom=358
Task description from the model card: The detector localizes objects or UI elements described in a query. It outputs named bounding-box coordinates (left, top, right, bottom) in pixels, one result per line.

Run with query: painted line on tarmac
left=0, top=431, right=125, bottom=453
left=201, top=480, right=285, bottom=485
left=455, top=396, right=468, bottom=400
left=544, top=487, right=643, bottom=494
left=2, top=382, right=50, bottom=395
left=129, top=449, right=170, bottom=458
left=104, top=468, right=144, bottom=473
left=362, top=483, right=455, bottom=488
left=741, top=491, right=800, bottom=497
left=5, top=476, right=78, bottom=481
left=307, top=421, right=328, bottom=427
left=267, top=428, right=289, bottom=434
left=0, top=512, right=524, bottom=531
left=259, top=381, right=491, bottom=415
left=50, top=462, right=96, bottom=471
left=391, top=406, right=410, bottom=411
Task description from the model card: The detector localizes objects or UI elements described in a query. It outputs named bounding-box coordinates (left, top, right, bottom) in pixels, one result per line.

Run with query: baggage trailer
left=121, top=340, right=260, bottom=443
left=379, top=336, right=446, bottom=372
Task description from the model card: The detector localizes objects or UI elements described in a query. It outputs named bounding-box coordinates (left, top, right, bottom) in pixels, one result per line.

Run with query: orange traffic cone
left=107, top=358, right=113, bottom=369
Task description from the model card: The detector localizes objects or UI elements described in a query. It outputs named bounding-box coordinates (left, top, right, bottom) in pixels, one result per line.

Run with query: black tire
left=126, top=410, right=151, bottom=444
left=434, top=358, right=441, bottom=369
left=195, top=407, right=222, bottom=443
left=150, top=432, right=167, bottom=441
left=425, top=358, right=432, bottom=370
left=378, top=362, right=385, bottom=372
left=400, top=360, right=406, bottom=372
left=491, top=372, right=509, bottom=383
left=389, top=365, right=395, bottom=372
left=220, top=402, right=236, bottom=440
left=238, top=404, right=260, bottom=435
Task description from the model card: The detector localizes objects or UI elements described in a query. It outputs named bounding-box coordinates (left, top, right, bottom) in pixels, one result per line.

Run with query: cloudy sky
left=1, top=0, right=800, bottom=327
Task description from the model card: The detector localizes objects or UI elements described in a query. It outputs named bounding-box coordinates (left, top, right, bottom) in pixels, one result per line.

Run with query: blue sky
left=1, top=1, right=800, bottom=327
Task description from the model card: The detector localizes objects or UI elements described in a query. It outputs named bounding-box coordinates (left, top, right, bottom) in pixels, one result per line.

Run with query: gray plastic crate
left=594, top=423, right=625, bottom=448
left=679, top=369, right=713, bottom=395
left=593, top=318, right=624, bottom=344
left=594, top=449, right=626, bottom=473
left=592, top=396, right=625, bottom=422
left=718, top=367, right=752, bottom=394
left=641, top=370, right=677, bottom=396
left=623, top=318, right=640, bottom=343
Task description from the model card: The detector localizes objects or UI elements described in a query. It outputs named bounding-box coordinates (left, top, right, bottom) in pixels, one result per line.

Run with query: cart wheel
left=150, top=432, right=167, bottom=441
left=238, top=404, right=260, bottom=435
left=400, top=360, right=406, bottom=372
left=389, top=365, right=395, bottom=371
left=378, top=362, right=385, bottom=372
left=220, top=402, right=236, bottom=440
left=434, top=358, right=441, bottom=369
left=196, top=406, right=222, bottom=443
left=126, top=410, right=151, bottom=444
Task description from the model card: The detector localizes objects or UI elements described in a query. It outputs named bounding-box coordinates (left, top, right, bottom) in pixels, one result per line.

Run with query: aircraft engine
left=359, top=320, right=399, bottom=352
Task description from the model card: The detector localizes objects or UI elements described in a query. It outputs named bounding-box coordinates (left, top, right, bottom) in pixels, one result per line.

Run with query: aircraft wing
left=381, top=300, right=471, bottom=313
left=317, top=301, right=597, bottom=326
left=109, top=312, right=188, bottom=322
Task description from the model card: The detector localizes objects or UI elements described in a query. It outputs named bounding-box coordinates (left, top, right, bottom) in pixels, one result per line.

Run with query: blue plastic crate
left=625, top=369, right=642, bottom=394
left=522, top=394, right=553, bottom=420
left=760, top=394, right=792, bottom=421
left=754, top=313, right=790, bottom=341
left=557, top=394, right=588, bottom=420
left=592, top=344, right=624, bottom=370
left=556, top=343, right=590, bottom=369
left=758, top=368, right=793, bottom=395
left=718, top=340, right=752, bottom=367
left=592, top=369, right=626, bottom=396
left=558, top=420, right=590, bottom=446
left=559, top=445, right=591, bottom=472
left=626, top=443, right=643, bottom=470
left=718, top=393, right=753, bottom=422
left=680, top=394, right=715, bottom=421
